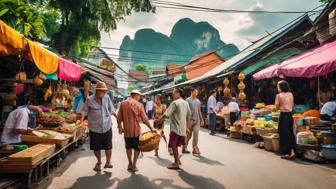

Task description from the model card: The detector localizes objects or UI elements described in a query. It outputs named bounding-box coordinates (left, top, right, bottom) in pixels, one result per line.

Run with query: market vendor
left=0, top=104, right=42, bottom=146
left=320, top=99, right=336, bottom=121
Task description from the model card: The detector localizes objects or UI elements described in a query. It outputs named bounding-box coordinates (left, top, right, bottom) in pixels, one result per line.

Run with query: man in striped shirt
left=117, top=90, right=155, bottom=172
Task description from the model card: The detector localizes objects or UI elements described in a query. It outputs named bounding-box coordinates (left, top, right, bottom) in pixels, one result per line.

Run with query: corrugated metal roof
left=179, top=15, right=311, bottom=85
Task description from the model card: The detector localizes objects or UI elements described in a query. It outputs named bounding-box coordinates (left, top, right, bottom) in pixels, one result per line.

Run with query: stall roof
left=253, top=40, right=336, bottom=79
left=177, top=15, right=311, bottom=84
left=242, top=48, right=301, bottom=76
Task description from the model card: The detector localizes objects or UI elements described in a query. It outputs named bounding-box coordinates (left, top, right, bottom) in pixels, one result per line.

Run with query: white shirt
left=1, top=106, right=30, bottom=144
left=146, top=100, right=154, bottom=113
left=321, top=101, right=336, bottom=117
left=207, top=95, right=217, bottom=114
left=228, top=101, right=240, bottom=113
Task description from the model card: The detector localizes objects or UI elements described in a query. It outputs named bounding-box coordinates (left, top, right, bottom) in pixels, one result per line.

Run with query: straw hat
left=130, top=89, right=142, bottom=96
left=95, top=82, right=108, bottom=91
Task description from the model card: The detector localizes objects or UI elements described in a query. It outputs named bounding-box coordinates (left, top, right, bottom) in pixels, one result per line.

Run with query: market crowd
left=2, top=80, right=336, bottom=172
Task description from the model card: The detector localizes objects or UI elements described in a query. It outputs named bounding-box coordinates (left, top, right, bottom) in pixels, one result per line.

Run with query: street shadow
left=116, top=173, right=186, bottom=189
left=193, top=156, right=224, bottom=166
left=178, top=169, right=226, bottom=189
left=148, top=156, right=172, bottom=167
left=69, top=172, right=119, bottom=189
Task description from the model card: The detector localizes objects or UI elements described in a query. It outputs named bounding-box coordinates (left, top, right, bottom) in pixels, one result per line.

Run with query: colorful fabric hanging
left=27, top=40, right=59, bottom=74
left=58, top=58, right=81, bottom=81
left=0, top=21, right=25, bottom=56
left=45, top=73, right=58, bottom=80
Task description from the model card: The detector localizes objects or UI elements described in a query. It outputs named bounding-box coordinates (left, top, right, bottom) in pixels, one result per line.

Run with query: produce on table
left=32, top=130, right=70, bottom=140
left=297, top=131, right=318, bottom=145
left=303, top=109, right=320, bottom=118
left=58, top=123, right=80, bottom=133
left=255, top=103, right=266, bottom=109
left=264, top=121, right=275, bottom=129
left=37, top=115, right=64, bottom=125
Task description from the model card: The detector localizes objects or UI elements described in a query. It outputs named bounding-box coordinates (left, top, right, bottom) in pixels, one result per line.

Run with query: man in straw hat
left=80, top=82, right=116, bottom=172
left=117, top=89, right=155, bottom=172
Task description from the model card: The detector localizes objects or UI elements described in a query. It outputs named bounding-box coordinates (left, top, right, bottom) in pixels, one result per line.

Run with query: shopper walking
left=207, top=91, right=217, bottom=135
left=153, top=95, right=167, bottom=156
left=80, top=82, right=115, bottom=172
left=183, top=88, right=203, bottom=155
left=117, top=90, right=155, bottom=172
left=158, top=88, right=191, bottom=170
left=275, top=80, right=296, bottom=159
left=146, top=97, right=154, bottom=119
left=228, top=97, right=240, bottom=125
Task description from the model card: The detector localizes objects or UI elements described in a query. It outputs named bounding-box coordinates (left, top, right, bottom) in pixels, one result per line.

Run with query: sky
left=100, top=0, right=323, bottom=53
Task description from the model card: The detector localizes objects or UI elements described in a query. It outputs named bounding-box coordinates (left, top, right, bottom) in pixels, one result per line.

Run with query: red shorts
left=168, top=132, right=186, bottom=148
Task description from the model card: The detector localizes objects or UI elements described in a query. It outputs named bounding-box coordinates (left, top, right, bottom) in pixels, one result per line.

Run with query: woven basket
left=139, top=135, right=161, bottom=152
left=256, top=128, right=269, bottom=136
left=263, top=136, right=273, bottom=151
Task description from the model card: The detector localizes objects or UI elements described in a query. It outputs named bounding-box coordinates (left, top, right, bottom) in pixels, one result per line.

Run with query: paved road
left=39, top=118, right=336, bottom=189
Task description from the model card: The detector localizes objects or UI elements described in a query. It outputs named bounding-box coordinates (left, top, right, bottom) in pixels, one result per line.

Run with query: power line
left=151, top=0, right=325, bottom=14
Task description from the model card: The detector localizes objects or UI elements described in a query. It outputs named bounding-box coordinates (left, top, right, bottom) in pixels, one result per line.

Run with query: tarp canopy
left=253, top=40, right=336, bottom=80
left=242, top=48, right=301, bottom=76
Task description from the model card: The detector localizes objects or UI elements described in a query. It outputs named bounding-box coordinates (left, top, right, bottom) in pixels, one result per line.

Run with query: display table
left=0, top=133, right=85, bottom=188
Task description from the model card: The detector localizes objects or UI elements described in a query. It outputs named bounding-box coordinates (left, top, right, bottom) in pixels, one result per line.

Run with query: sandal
left=104, top=164, right=113, bottom=169
left=167, top=164, right=180, bottom=170
left=127, top=164, right=133, bottom=171
left=93, top=163, right=101, bottom=172
left=132, top=167, right=139, bottom=172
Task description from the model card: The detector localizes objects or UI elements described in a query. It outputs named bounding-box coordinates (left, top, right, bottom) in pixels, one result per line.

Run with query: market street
left=38, top=118, right=336, bottom=189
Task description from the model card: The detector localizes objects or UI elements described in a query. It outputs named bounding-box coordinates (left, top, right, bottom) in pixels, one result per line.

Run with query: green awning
left=242, top=48, right=301, bottom=75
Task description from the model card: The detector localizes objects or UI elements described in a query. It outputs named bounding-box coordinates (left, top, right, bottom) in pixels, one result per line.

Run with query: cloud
left=100, top=0, right=323, bottom=52
left=237, top=2, right=296, bottom=38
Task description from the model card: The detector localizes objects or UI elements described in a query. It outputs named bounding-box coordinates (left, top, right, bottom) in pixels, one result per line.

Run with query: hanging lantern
left=237, top=72, right=246, bottom=101
left=238, top=72, right=245, bottom=80
left=223, top=77, right=230, bottom=96
left=223, top=77, right=230, bottom=86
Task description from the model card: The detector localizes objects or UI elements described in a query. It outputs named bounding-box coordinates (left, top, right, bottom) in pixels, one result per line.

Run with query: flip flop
left=104, top=164, right=113, bottom=169
left=127, top=165, right=132, bottom=171
left=132, top=167, right=139, bottom=172
left=93, top=163, right=101, bottom=172
left=167, top=165, right=180, bottom=170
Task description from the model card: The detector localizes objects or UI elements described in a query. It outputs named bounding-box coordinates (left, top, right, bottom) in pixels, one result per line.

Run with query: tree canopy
left=0, top=0, right=154, bottom=57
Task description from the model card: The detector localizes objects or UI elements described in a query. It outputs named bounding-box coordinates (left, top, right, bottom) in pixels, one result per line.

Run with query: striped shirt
left=117, top=97, right=149, bottom=138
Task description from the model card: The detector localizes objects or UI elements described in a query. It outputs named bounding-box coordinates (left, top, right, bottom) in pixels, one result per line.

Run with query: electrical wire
left=151, top=0, right=325, bottom=14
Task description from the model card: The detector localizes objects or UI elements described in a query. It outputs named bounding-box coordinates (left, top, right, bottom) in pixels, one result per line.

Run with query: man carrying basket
left=117, top=90, right=155, bottom=172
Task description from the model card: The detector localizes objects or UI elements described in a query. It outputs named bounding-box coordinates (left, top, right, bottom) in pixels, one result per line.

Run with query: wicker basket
left=139, top=135, right=161, bottom=152
left=263, top=136, right=273, bottom=151
left=139, top=131, right=159, bottom=145
left=256, top=128, right=268, bottom=136
left=272, top=137, right=280, bottom=153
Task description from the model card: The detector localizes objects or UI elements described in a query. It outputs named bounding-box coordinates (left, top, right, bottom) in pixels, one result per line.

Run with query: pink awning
left=253, top=40, right=336, bottom=80
left=58, top=58, right=81, bottom=81
left=253, top=64, right=280, bottom=80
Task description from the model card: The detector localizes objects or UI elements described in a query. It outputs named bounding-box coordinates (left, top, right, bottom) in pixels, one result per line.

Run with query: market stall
left=0, top=20, right=89, bottom=188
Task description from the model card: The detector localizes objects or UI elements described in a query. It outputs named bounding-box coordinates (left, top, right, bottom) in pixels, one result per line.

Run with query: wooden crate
left=8, top=144, right=55, bottom=165
left=21, top=135, right=69, bottom=148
